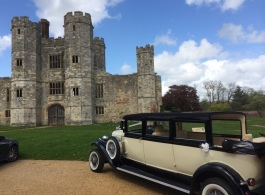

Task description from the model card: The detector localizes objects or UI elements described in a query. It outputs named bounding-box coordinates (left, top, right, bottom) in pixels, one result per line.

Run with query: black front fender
left=91, top=140, right=116, bottom=168
left=190, top=162, right=249, bottom=195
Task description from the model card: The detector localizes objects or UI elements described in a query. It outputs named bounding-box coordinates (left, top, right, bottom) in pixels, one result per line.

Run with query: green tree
left=200, top=98, right=210, bottom=111
left=230, top=86, right=249, bottom=111
left=244, top=90, right=265, bottom=117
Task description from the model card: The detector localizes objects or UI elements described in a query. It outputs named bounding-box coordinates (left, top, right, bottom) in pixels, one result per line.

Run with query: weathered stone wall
left=155, top=75, right=162, bottom=112
left=0, top=78, right=11, bottom=125
left=94, top=72, right=138, bottom=123
left=40, top=37, right=66, bottom=125
left=93, top=37, right=106, bottom=71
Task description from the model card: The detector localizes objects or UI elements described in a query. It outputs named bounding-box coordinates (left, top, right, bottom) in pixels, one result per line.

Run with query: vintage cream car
left=89, top=112, right=265, bottom=195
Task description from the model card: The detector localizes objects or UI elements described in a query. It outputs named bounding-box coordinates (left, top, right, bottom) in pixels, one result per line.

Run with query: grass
left=0, top=123, right=118, bottom=161
left=0, top=117, right=264, bottom=161
left=246, top=117, right=265, bottom=137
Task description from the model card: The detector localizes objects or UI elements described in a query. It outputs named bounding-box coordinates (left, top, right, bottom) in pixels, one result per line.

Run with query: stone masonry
left=0, top=11, right=162, bottom=126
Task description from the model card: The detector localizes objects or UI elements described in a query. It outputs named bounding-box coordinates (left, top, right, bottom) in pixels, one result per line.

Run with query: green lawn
left=0, top=123, right=118, bottom=161
left=0, top=117, right=264, bottom=161
left=246, top=117, right=265, bottom=137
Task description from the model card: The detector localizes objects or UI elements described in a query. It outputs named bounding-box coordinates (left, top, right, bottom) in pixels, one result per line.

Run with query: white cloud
left=32, top=0, right=123, bottom=37
left=0, top=34, right=11, bottom=55
left=153, top=29, right=177, bottom=46
left=155, top=39, right=222, bottom=95
left=154, top=38, right=265, bottom=98
left=186, top=0, right=245, bottom=11
left=218, top=23, right=265, bottom=43
left=221, top=0, right=245, bottom=11
left=121, top=63, right=134, bottom=74
left=186, top=0, right=220, bottom=6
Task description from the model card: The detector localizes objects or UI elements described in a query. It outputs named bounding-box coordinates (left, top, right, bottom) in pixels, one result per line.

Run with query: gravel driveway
left=0, top=160, right=185, bottom=195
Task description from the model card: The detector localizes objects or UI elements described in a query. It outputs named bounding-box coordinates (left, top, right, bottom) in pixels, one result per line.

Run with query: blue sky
left=0, top=0, right=264, bottom=98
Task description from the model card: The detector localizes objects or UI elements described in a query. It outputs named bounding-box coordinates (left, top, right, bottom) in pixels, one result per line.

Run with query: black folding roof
left=122, top=112, right=245, bottom=121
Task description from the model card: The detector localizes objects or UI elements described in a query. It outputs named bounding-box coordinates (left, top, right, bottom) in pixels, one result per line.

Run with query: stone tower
left=137, top=45, right=158, bottom=113
left=93, top=37, right=106, bottom=71
left=10, top=16, right=41, bottom=126
left=64, top=11, right=94, bottom=125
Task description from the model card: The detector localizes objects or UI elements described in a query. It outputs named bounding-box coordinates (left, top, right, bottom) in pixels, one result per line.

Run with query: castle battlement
left=42, top=37, right=65, bottom=47
left=64, top=11, right=92, bottom=25
left=93, top=37, right=105, bottom=46
left=0, top=77, right=11, bottom=82
left=11, top=16, right=40, bottom=29
left=136, top=44, right=154, bottom=54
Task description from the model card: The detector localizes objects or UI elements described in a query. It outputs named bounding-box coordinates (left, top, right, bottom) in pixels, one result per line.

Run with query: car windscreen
left=127, top=120, right=142, bottom=134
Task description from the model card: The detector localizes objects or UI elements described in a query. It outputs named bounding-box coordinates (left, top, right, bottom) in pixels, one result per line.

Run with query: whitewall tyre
left=89, top=149, right=104, bottom=173
left=200, top=178, right=236, bottom=195
left=106, top=137, right=120, bottom=161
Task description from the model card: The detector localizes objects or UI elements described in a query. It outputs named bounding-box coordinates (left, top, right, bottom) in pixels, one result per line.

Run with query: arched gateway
left=48, top=105, right=65, bottom=125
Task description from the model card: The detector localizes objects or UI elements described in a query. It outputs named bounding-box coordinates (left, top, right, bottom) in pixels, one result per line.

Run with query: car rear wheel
left=200, top=178, right=236, bottom=195
left=106, top=137, right=120, bottom=161
left=6, top=145, right=19, bottom=162
left=89, top=149, right=104, bottom=173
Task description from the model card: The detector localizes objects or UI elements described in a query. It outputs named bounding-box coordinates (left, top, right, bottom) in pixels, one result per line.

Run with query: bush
left=209, top=103, right=231, bottom=112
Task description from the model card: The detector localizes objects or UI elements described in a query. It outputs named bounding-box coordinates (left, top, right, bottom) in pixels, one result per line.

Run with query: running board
left=117, top=165, right=190, bottom=194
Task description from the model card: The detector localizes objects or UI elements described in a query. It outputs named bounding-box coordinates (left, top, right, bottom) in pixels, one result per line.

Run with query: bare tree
left=203, top=81, right=237, bottom=104
left=225, top=82, right=236, bottom=103
left=203, top=81, right=212, bottom=104
left=216, top=81, right=225, bottom=103
left=203, top=80, right=218, bottom=104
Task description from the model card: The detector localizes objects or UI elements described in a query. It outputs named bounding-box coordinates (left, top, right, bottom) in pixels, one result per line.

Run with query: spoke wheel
left=6, top=146, right=19, bottom=162
left=106, top=137, right=120, bottom=162
left=89, top=149, right=104, bottom=173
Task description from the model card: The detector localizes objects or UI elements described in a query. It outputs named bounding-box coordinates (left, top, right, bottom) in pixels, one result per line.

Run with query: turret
left=63, top=11, right=94, bottom=125
left=137, top=44, right=158, bottom=113
left=10, top=16, right=41, bottom=126
left=136, top=44, right=154, bottom=75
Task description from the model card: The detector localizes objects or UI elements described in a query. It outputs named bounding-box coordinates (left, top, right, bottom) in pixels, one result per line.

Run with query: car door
left=122, top=120, right=145, bottom=164
left=0, top=140, right=8, bottom=160
left=143, top=121, right=177, bottom=172
left=173, top=120, right=209, bottom=176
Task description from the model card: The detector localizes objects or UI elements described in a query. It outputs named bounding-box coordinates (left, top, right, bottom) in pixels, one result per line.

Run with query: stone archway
left=48, top=105, right=65, bottom=125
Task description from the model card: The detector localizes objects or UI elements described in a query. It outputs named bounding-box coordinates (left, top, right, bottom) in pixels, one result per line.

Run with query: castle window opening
left=73, top=87, right=79, bottom=96
left=5, top=110, right=10, bottom=118
left=49, top=82, right=64, bottom=95
left=6, top=88, right=10, bottom=102
left=72, top=56, right=78, bottom=63
left=18, top=29, right=20, bottom=34
left=95, top=84, right=103, bottom=98
left=16, top=89, right=22, bottom=97
left=50, top=55, right=62, bottom=68
left=16, top=59, right=22, bottom=66
left=73, top=25, right=75, bottom=31
left=96, top=107, right=104, bottom=115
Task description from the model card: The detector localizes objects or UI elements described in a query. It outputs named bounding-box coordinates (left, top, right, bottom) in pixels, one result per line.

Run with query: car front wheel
left=6, top=145, right=19, bottom=162
left=200, top=178, right=236, bottom=195
left=89, top=149, right=104, bottom=173
left=106, top=137, right=120, bottom=161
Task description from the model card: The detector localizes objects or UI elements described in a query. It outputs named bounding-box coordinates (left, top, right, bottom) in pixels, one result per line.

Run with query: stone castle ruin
left=0, top=11, right=162, bottom=126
